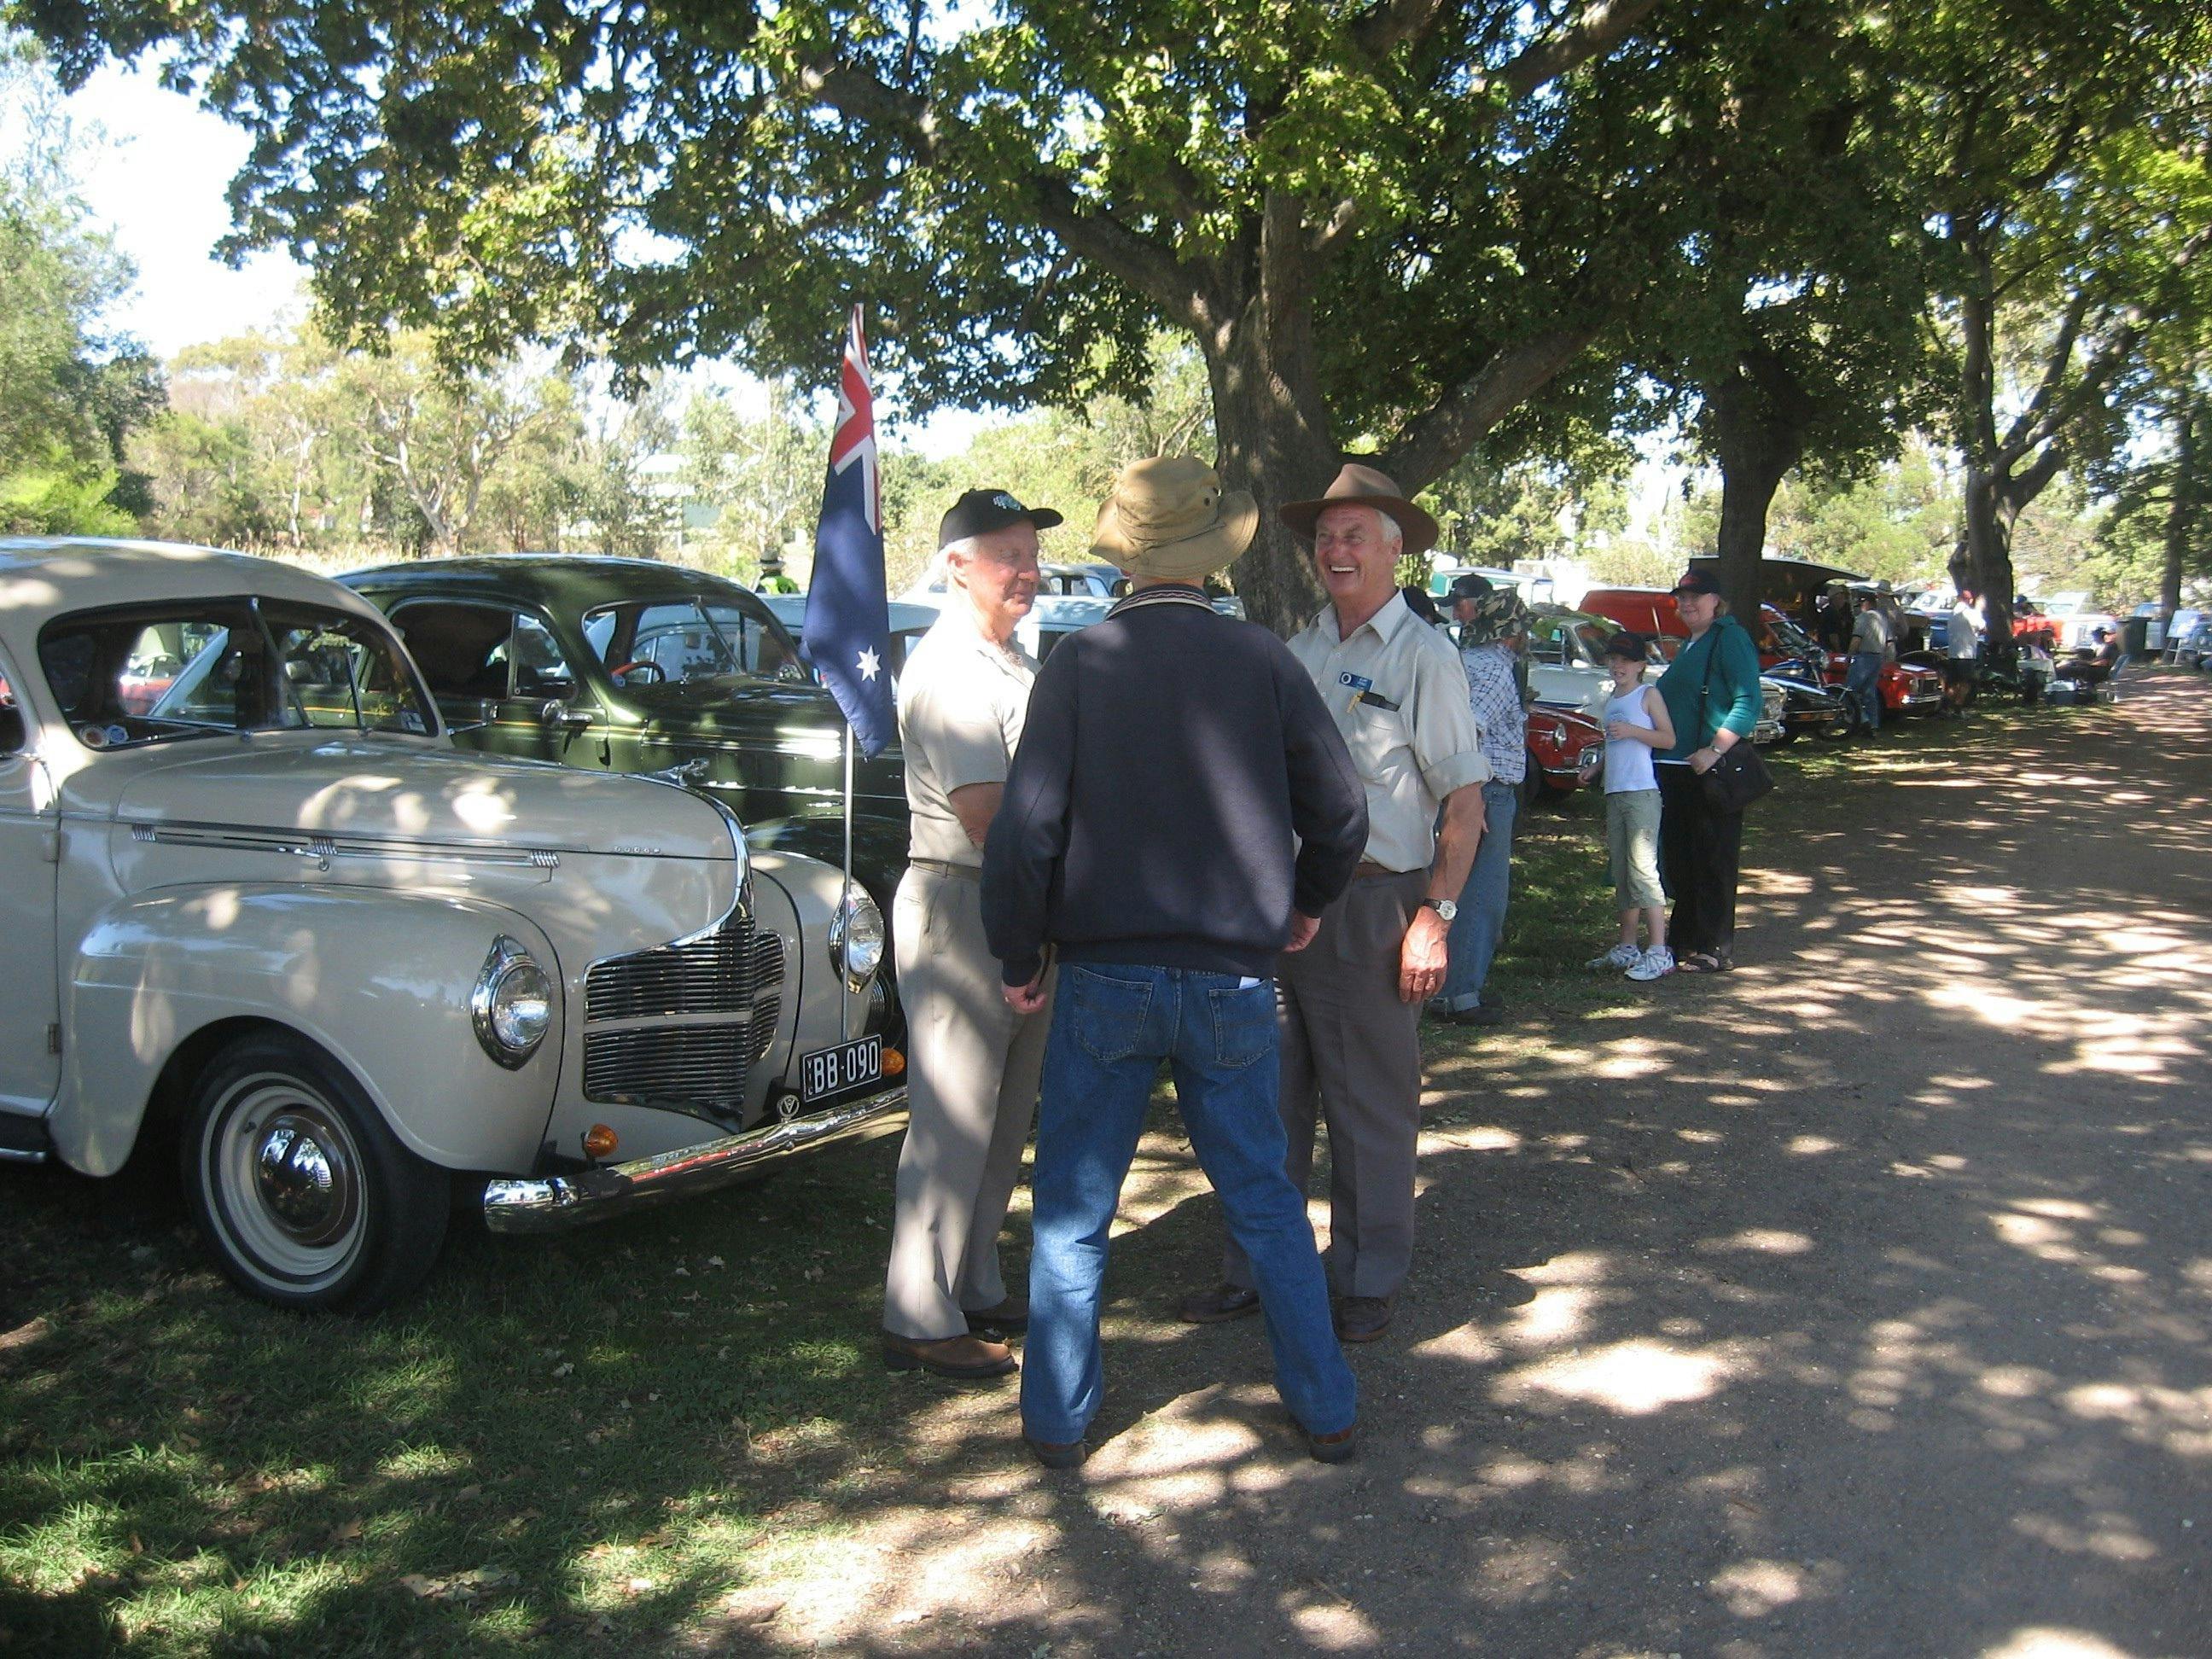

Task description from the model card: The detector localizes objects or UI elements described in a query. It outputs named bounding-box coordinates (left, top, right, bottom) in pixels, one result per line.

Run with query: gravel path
left=735, top=671, right=2212, bottom=1659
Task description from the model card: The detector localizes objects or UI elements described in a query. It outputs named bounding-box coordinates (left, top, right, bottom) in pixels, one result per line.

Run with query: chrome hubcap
left=250, top=1114, right=352, bottom=1245
left=207, top=1078, right=365, bottom=1287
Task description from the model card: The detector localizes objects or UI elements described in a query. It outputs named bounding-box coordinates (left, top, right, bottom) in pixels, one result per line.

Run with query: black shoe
left=1334, top=1295, right=1394, bottom=1342
left=964, top=1297, right=1028, bottom=1335
left=1178, top=1283, right=1261, bottom=1324
left=1444, top=1002, right=1506, bottom=1026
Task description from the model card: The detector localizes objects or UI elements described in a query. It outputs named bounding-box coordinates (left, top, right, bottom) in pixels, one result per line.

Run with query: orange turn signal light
left=881, top=1047, right=906, bottom=1078
left=582, top=1124, right=620, bottom=1160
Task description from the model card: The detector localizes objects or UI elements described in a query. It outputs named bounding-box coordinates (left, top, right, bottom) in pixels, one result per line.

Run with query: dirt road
left=716, top=669, right=2211, bottom=1659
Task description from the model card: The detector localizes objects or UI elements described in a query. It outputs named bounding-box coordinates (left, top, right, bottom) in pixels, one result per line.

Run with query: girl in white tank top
left=1603, top=682, right=1660, bottom=793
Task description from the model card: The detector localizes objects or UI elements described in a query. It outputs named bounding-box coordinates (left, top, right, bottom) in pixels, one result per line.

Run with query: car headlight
left=829, top=884, right=887, bottom=993
left=471, top=936, right=554, bottom=1068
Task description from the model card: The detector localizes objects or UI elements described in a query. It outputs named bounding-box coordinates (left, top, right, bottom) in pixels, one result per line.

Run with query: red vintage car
left=1578, top=585, right=1941, bottom=719
left=1524, top=704, right=1604, bottom=804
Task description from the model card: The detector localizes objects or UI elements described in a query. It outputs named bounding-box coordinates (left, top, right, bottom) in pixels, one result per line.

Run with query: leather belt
left=909, top=857, right=981, bottom=880
left=1353, top=859, right=1412, bottom=880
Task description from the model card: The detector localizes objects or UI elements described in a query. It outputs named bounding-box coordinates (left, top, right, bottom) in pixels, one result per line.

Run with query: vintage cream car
left=0, top=540, right=906, bottom=1311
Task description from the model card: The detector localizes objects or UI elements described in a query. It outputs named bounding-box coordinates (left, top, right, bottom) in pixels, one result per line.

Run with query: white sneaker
left=1586, top=942, right=1642, bottom=970
left=1627, top=946, right=1675, bottom=981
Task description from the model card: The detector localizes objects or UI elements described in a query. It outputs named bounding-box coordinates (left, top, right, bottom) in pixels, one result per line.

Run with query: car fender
left=56, top=885, right=563, bottom=1177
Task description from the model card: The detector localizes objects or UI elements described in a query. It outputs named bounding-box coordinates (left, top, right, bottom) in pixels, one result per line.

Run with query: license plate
left=800, top=1034, right=882, bottom=1103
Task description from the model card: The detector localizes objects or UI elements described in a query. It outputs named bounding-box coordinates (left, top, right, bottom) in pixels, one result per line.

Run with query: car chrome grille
left=582, top=912, right=785, bottom=1113
left=585, top=917, right=783, bottom=1021
left=581, top=1005, right=780, bottom=1114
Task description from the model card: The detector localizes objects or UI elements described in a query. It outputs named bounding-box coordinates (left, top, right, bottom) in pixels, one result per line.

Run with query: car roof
left=0, top=537, right=392, bottom=627
left=341, top=553, right=775, bottom=608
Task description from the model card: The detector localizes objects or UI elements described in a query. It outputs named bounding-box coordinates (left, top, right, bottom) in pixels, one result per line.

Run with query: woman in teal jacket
left=1653, top=568, right=1764, bottom=972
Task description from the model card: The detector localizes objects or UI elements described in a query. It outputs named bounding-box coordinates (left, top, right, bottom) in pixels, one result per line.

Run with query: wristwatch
left=1422, top=897, right=1459, bottom=922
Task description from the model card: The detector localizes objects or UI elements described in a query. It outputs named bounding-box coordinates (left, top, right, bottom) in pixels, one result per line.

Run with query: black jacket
left=982, top=586, right=1368, bottom=985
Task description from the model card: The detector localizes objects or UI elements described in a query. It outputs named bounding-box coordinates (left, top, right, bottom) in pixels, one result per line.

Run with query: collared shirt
left=1851, top=608, right=1892, bottom=658
left=1288, top=591, right=1488, bottom=872
left=1458, top=640, right=1527, bottom=784
left=897, top=602, right=1038, bottom=867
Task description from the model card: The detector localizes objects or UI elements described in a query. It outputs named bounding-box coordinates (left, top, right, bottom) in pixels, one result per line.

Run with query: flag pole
left=841, top=721, right=854, bottom=1042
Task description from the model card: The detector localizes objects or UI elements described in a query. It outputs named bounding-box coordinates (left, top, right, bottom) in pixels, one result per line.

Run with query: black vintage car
left=339, top=557, right=910, bottom=911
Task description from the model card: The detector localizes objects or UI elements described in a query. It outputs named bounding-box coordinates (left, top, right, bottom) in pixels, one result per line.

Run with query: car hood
left=106, top=736, right=740, bottom=862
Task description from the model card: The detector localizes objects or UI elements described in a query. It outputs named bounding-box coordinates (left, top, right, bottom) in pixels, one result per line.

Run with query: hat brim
left=1278, top=493, right=1440, bottom=559
left=1091, top=488, right=1259, bottom=581
left=937, top=503, right=1065, bottom=550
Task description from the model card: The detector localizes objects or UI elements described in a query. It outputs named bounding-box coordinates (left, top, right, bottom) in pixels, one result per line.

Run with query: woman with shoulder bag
left=1654, top=568, right=1767, bottom=973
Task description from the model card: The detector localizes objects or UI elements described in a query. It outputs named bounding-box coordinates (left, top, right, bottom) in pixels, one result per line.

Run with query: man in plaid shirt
left=1434, top=573, right=1529, bottom=1024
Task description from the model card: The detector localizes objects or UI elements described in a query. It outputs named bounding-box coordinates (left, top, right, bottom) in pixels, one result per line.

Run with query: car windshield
left=39, top=598, right=434, bottom=750
left=1762, top=610, right=1821, bottom=655
left=581, top=597, right=800, bottom=690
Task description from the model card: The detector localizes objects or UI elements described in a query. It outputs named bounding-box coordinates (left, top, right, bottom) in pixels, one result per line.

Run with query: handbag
left=1701, top=742, right=1774, bottom=812
left=1695, top=623, right=1776, bottom=812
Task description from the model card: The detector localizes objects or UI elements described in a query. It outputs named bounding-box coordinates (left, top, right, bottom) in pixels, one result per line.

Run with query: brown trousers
left=1224, top=870, right=1425, bottom=1301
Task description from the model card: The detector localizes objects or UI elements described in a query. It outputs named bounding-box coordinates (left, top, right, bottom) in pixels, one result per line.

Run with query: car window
left=390, top=602, right=533, bottom=702
left=39, top=598, right=433, bottom=750
left=585, top=597, right=798, bottom=687
left=0, top=661, right=21, bottom=754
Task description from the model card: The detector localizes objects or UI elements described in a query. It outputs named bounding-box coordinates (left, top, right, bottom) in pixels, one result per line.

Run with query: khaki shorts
left=1607, top=788, right=1665, bottom=911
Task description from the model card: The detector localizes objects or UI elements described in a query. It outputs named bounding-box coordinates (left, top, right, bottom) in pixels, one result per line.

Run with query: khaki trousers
left=882, top=864, right=1052, bottom=1341
left=1224, top=870, right=1425, bottom=1301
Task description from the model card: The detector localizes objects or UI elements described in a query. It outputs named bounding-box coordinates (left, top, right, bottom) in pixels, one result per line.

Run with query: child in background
left=1582, top=632, right=1677, bottom=981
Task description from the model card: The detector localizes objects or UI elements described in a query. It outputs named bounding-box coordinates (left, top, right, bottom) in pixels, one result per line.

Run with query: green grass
left=0, top=693, right=2085, bottom=1655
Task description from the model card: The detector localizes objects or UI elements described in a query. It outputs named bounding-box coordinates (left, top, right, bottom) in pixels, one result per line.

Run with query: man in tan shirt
left=1183, top=463, right=1487, bottom=1343
left=881, top=487, right=1062, bottom=1378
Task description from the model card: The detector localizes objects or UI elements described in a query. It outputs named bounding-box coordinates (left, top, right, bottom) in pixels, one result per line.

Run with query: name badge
left=1338, top=672, right=1372, bottom=692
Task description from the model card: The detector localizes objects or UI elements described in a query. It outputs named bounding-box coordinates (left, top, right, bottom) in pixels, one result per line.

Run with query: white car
left=759, top=591, right=941, bottom=683
left=0, top=539, right=904, bottom=1312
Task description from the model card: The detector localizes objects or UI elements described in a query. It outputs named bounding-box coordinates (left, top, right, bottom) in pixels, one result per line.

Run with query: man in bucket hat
left=983, top=456, right=1369, bottom=1467
left=1180, top=463, right=1489, bottom=1345
left=880, top=486, right=1063, bottom=1381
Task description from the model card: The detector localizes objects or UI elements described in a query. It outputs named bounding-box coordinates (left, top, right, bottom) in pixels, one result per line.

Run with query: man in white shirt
left=1944, top=590, right=1982, bottom=717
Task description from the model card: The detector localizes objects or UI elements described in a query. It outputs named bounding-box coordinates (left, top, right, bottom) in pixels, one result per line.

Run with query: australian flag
left=803, top=306, right=895, bottom=756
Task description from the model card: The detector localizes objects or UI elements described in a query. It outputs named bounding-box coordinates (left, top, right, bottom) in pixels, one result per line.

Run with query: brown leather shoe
left=1025, top=1436, right=1088, bottom=1470
left=963, top=1296, right=1028, bottom=1335
left=882, top=1331, right=1016, bottom=1379
left=1306, top=1423, right=1359, bottom=1464
left=1333, top=1295, right=1393, bottom=1342
left=1177, top=1283, right=1261, bottom=1324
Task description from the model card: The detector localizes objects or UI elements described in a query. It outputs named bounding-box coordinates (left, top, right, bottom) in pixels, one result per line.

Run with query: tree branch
left=1381, top=325, right=1604, bottom=489
left=2001, top=284, right=2093, bottom=457
left=798, top=56, right=1212, bottom=329
left=1494, top=0, right=1665, bottom=101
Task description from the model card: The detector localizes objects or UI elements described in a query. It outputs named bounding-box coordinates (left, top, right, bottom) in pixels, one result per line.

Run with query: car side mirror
left=775, top=661, right=809, bottom=685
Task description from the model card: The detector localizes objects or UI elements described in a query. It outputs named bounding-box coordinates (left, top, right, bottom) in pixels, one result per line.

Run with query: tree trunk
left=1209, top=193, right=1341, bottom=637
left=2160, top=398, right=2202, bottom=619
left=1704, top=352, right=1813, bottom=621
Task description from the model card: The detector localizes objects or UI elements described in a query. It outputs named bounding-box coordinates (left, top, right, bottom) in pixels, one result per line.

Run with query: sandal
left=1675, top=952, right=1732, bottom=974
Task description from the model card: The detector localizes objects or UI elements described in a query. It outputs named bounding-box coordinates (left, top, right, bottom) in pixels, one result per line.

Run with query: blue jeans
left=1844, top=651, right=1883, bottom=733
left=1022, top=963, right=1357, bottom=1447
left=1438, top=777, right=1519, bottom=1012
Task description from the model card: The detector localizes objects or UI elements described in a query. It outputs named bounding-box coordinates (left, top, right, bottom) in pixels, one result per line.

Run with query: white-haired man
left=1181, top=463, right=1488, bottom=1344
left=881, top=487, right=1062, bottom=1379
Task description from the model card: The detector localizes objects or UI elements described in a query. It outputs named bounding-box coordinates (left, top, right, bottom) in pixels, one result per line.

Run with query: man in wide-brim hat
left=1180, top=462, right=1490, bottom=1346
left=984, top=455, right=1369, bottom=1466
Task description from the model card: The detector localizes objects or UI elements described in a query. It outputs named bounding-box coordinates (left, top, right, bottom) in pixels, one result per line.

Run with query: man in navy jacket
left=983, top=456, right=1368, bottom=1469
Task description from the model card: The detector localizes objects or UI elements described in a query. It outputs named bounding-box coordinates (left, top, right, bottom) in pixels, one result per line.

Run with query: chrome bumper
left=481, top=1085, right=909, bottom=1234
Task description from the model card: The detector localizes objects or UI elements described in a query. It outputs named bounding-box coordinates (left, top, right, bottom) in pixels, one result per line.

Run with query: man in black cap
left=881, top=486, right=1064, bottom=1379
